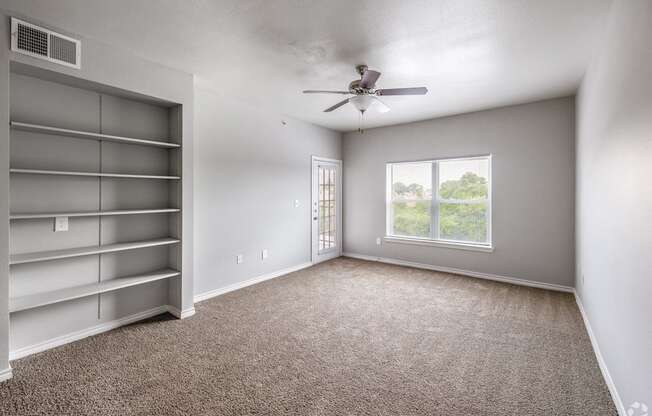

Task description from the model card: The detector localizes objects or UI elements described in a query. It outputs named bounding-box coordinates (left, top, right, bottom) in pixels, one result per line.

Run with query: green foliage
left=407, top=183, right=425, bottom=198
left=439, top=172, right=488, bottom=242
left=393, top=182, right=424, bottom=198
left=439, top=172, right=488, bottom=200
left=439, top=203, right=487, bottom=242
left=392, top=201, right=431, bottom=237
left=393, top=182, right=409, bottom=196
left=392, top=172, right=488, bottom=242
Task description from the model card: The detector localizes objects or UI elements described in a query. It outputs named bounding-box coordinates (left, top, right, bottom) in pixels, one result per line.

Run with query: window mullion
left=432, top=161, right=439, bottom=240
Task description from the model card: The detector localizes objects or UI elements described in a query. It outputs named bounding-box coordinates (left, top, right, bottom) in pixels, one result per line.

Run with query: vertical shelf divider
left=97, top=94, right=103, bottom=320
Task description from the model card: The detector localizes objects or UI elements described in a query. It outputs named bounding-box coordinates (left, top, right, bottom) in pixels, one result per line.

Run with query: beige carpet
left=0, top=257, right=616, bottom=415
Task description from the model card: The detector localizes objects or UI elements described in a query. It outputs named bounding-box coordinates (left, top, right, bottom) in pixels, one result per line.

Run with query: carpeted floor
left=0, top=257, right=616, bottom=415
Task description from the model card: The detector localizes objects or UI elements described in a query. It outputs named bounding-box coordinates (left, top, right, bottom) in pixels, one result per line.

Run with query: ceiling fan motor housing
left=350, top=64, right=379, bottom=94
left=348, top=79, right=369, bottom=94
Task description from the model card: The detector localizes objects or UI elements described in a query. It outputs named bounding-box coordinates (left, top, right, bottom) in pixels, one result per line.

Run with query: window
left=386, top=156, right=491, bottom=250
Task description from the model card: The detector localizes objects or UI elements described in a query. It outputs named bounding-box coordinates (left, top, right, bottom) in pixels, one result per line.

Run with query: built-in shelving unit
left=11, top=121, right=180, bottom=148
left=9, top=269, right=181, bottom=313
left=10, top=238, right=180, bottom=265
left=10, top=208, right=180, bottom=220
left=10, top=168, right=180, bottom=180
left=8, top=68, right=185, bottom=352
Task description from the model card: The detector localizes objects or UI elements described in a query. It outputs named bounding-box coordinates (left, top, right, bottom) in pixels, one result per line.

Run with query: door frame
left=311, top=156, right=343, bottom=264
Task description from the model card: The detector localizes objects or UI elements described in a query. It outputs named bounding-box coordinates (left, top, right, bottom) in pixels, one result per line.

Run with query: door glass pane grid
left=318, top=165, right=336, bottom=253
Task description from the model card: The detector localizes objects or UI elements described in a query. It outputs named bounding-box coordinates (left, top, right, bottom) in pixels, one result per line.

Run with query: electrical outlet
left=54, top=216, right=69, bottom=232
left=262, top=249, right=268, bottom=259
left=376, top=237, right=381, bottom=245
left=236, top=254, right=244, bottom=264
left=294, top=200, right=300, bottom=208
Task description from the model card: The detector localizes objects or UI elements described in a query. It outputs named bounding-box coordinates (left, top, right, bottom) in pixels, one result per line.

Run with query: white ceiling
left=2, top=0, right=612, bottom=132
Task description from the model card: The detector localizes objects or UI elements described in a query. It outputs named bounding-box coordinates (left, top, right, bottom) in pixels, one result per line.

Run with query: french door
left=311, top=156, right=342, bottom=264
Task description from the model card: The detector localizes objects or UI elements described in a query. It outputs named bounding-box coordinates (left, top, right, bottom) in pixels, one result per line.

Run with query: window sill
left=383, top=236, right=494, bottom=253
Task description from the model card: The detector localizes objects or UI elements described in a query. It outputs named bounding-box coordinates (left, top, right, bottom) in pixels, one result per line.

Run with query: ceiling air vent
left=11, top=18, right=81, bottom=69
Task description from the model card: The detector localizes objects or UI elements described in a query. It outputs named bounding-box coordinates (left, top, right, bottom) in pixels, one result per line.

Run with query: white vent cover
left=11, top=18, right=81, bottom=69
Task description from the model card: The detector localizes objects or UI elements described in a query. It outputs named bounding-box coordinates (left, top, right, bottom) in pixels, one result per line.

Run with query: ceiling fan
left=303, top=65, right=428, bottom=114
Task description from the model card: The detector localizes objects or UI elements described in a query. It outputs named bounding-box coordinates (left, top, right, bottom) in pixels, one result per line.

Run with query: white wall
left=342, top=97, right=576, bottom=287
left=576, top=0, right=652, bottom=410
left=193, top=86, right=341, bottom=297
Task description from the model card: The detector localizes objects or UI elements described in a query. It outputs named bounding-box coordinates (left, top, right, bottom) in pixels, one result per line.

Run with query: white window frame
left=385, top=155, right=493, bottom=253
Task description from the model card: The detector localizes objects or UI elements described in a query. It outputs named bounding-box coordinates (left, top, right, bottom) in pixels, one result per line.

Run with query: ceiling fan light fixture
left=350, top=95, right=375, bottom=112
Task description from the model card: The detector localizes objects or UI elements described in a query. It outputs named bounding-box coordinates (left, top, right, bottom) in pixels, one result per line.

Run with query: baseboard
left=9, top=305, right=170, bottom=361
left=0, top=367, right=12, bottom=383
left=342, top=252, right=574, bottom=293
left=194, top=261, right=314, bottom=303
left=574, top=292, right=626, bottom=416
left=167, top=305, right=196, bottom=319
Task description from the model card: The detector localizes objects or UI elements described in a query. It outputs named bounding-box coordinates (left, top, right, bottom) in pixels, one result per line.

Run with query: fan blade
left=303, top=90, right=350, bottom=94
left=376, top=87, right=428, bottom=96
left=360, top=70, right=381, bottom=89
left=324, top=98, right=350, bottom=112
left=373, top=97, right=390, bottom=113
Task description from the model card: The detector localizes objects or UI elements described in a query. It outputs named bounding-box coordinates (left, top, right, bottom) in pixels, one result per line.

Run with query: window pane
left=438, top=158, right=488, bottom=200
left=437, top=158, right=489, bottom=244
left=390, top=163, right=432, bottom=238
left=439, top=202, right=488, bottom=243
left=391, top=200, right=431, bottom=238
left=392, top=163, right=432, bottom=200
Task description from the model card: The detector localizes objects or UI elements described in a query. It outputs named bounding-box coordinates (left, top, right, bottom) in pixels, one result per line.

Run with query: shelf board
left=10, top=168, right=180, bottom=180
left=11, top=121, right=180, bottom=149
left=10, top=238, right=180, bottom=265
left=10, top=208, right=180, bottom=220
left=9, top=268, right=180, bottom=313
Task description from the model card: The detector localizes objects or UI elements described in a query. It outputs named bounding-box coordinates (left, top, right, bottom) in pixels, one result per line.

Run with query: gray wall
left=193, top=86, right=341, bottom=297
left=576, top=0, right=652, bottom=409
left=0, top=11, right=194, bottom=372
left=343, top=97, right=575, bottom=287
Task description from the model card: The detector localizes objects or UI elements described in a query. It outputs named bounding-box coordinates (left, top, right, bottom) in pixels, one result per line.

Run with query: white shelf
left=10, top=238, right=180, bottom=265
left=10, top=208, right=180, bottom=220
left=9, top=268, right=180, bottom=313
left=11, top=121, right=181, bottom=149
left=10, top=168, right=180, bottom=180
